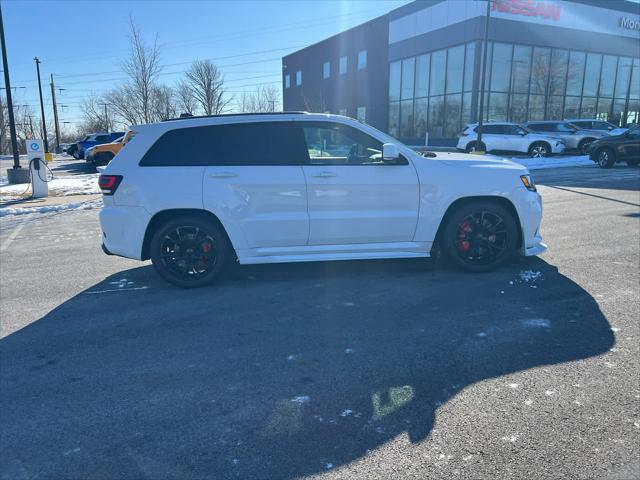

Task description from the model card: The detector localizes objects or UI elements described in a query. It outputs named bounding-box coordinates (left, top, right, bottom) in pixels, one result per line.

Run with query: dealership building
left=282, top=0, right=640, bottom=145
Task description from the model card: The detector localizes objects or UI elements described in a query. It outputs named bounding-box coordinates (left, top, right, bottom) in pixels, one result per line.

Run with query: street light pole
left=34, top=56, right=49, bottom=153
left=475, top=0, right=492, bottom=154
left=50, top=74, right=61, bottom=151
left=0, top=2, right=21, bottom=168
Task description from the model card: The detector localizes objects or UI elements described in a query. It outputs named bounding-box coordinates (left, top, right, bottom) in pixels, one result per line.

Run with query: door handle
left=209, top=172, right=237, bottom=178
left=311, top=171, right=337, bottom=178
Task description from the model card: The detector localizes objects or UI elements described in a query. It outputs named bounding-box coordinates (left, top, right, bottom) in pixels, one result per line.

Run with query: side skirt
left=236, top=242, right=432, bottom=265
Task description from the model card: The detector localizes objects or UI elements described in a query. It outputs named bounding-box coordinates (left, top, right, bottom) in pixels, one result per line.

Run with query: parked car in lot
left=73, top=131, right=124, bottom=159
left=566, top=119, right=618, bottom=133
left=609, top=123, right=638, bottom=137
left=524, top=121, right=606, bottom=154
left=586, top=126, right=640, bottom=168
left=85, top=131, right=135, bottom=167
left=99, top=112, right=546, bottom=288
left=457, top=122, right=565, bottom=157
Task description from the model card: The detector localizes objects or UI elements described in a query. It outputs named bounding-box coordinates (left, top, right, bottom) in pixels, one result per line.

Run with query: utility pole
left=0, top=2, right=21, bottom=168
left=99, top=102, right=110, bottom=131
left=34, top=56, right=49, bottom=153
left=475, top=0, right=491, bottom=154
left=50, top=74, right=60, bottom=151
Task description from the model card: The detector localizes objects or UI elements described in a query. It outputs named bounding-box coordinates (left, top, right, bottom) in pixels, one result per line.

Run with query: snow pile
left=0, top=176, right=8, bottom=187
left=518, top=270, right=542, bottom=283
left=0, top=173, right=100, bottom=198
left=0, top=199, right=102, bottom=217
left=493, top=154, right=593, bottom=170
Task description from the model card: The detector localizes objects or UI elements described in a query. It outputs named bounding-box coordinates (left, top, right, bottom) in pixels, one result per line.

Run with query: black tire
left=443, top=201, right=519, bottom=273
left=578, top=138, right=595, bottom=155
left=595, top=147, right=615, bottom=168
left=528, top=142, right=550, bottom=158
left=72, top=149, right=81, bottom=160
left=625, top=158, right=639, bottom=167
left=466, top=141, right=486, bottom=153
left=150, top=216, right=229, bottom=288
left=94, top=152, right=114, bottom=166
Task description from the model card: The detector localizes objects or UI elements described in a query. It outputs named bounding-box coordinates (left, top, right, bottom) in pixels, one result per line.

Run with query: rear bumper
left=99, top=204, right=151, bottom=260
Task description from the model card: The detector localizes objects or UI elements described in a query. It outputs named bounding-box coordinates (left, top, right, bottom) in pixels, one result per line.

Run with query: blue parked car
left=70, top=132, right=124, bottom=159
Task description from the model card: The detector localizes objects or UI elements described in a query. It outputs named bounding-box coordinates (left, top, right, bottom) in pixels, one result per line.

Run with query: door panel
left=303, top=164, right=420, bottom=245
left=203, top=166, right=308, bottom=248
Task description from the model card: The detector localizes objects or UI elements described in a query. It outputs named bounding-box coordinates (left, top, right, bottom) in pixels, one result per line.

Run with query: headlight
left=520, top=174, right=536, bottom=192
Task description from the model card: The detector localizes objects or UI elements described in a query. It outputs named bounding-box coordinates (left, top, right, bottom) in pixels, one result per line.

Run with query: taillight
left=98, top=175, right=123, bottom=195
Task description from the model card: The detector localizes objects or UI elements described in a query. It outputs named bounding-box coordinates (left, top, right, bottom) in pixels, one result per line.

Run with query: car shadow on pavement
left=0, top=257, right=614, bottom=479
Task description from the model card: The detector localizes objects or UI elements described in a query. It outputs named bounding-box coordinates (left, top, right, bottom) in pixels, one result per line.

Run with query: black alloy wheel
left=596, top=148, right=615, bottom=168
left=444, top=202, right=518, bottom=272
left=150, top=216, right=228, bottom=288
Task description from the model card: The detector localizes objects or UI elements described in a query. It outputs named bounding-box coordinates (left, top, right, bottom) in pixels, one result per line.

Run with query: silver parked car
left=525, top=121, right=607, bottom=154
left=566, top=119, right=618, bottom=134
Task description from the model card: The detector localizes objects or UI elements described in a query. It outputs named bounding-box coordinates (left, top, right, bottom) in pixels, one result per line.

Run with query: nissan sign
left=492, top=0, right=561, bottom=21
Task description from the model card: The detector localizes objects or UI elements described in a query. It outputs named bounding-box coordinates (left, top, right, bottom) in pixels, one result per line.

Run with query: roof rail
left=162, top=111, right=308, bottom=122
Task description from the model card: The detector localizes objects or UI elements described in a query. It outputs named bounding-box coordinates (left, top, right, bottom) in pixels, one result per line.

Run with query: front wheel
left=443, top=202, right=519, bottom=272
left=596, top=148, right=615, bottom=168
left=466, top=141, right=486, bottom=154
left=150, top=216, right=229, bottom=288
left=72, top=150, right=81, bottom=159
left=528, top=142, right=550, bottom=158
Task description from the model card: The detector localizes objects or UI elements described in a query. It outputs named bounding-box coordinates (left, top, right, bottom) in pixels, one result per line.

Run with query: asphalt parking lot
left=1, top=164, right=639, bottom=480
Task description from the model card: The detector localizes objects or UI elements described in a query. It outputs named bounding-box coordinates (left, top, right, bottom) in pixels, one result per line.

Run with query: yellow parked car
left=85, top=131, right=134, bottom=166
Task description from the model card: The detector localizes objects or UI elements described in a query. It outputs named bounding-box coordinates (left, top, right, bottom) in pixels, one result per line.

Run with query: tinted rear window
left=140, top=122, right=308, bottom=166
left=475, top=125, right=503, bottom=134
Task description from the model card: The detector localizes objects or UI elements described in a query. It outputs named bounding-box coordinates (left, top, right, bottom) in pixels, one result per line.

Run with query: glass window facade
left=389, top=40, right=640, bottom=140
left=339, top=56, right=348, bottom=75
left=388, top=42, right=475, bottom=139
left=358, top=50, right=367, bottom=70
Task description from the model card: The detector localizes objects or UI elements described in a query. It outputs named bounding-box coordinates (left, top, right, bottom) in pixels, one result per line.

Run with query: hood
left=427, top=152, right=528, bottom=172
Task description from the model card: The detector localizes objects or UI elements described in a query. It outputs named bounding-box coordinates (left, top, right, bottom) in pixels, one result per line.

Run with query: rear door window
left=571, top=121, right=592, bottom=129
left=478, top=125, right=504, bottom=134
left=140, top=122, right=308, bottom=166
left=95, top=135, right=111, bottom=143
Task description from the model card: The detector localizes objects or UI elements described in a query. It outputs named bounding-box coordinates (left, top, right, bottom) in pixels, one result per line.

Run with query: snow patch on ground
left=0, top=173, right=100, bottom=197
left=519, top=270, right=542, bottom=283
left=290, top=396, right=310, bottom=404
left=0, top=176, right=8, bottom=187
left=0, top=199, right=102, bottom=217
left=521, top=318, right=551, bottom=329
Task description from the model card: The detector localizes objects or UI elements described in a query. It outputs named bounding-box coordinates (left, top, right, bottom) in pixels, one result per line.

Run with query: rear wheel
left=466, top=141, right=486, bottom=153
left=528, top=142, right=550, bottom=158
left=72, top=149, right=81, bottom=159
left=150, top=216, right=229, bottom=288
left=596, top=148, right=615, bottom=168
left=443, top=202, right=518, bottom=272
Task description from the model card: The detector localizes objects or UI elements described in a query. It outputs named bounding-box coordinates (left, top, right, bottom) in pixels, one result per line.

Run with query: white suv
left=99, top=113, right=546, bottom=288
left=457, top=122, right=566, bottom=157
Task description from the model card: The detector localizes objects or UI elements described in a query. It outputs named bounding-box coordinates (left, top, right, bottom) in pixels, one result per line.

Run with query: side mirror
left=382, top=143, right=400, bottom=161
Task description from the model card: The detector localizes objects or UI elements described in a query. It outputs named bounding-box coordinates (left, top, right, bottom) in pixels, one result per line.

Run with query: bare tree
left=301, top=90, right=328, bottom=113
left=121, top=16, right=162, bottom=124
left=238, top=84, right=281, bottom=113
left=151, top=85, right=178, bottom=121
left=185, top=60, right=232, bottom=115
left=80, top=94, right=113, bottom=132
left=176, top=80, right=198, bottom=116
left=105, top=85, right=143, bottom=126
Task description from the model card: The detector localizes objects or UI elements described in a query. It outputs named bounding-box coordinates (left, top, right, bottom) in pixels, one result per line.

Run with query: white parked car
left=99, top=113, right=546, bottom=288
left=457, top=122, right=566, bottom=157
left=567, top=119, right=618, bottom=134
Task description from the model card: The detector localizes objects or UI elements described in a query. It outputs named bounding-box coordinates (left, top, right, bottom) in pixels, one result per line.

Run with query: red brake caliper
left=457, top=221, right=472, bottom=252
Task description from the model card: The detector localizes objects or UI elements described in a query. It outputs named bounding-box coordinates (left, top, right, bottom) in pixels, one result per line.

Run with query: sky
left=1, top=0, right=411, bottom=133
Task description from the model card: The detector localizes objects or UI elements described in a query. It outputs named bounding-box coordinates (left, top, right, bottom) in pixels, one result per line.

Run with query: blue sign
left=30, top=142, right=40, bottom=151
